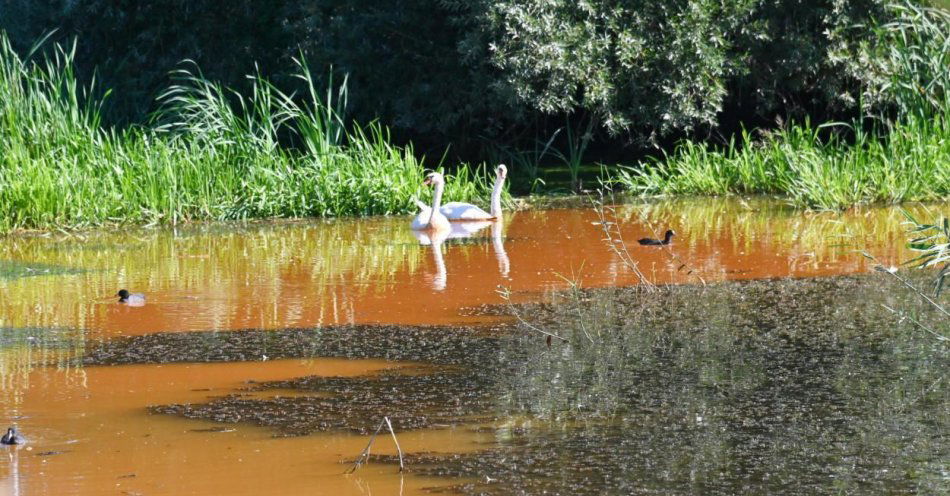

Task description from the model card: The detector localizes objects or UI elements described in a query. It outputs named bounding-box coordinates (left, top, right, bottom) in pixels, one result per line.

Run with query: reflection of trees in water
left=485, top=275, right=947, bottom=494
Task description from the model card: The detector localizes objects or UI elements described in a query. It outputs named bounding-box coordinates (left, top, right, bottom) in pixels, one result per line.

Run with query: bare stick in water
left=384, top=417, right=405, bottom=473
left=346, top=418, right=386, bottom=474
left=346, top=416, right=405, bottom=474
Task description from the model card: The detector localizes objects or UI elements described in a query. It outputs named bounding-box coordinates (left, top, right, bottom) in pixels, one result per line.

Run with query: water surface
left=0, top=199, right=944, bottom=495
left=0, top=199, right=925, bottom=334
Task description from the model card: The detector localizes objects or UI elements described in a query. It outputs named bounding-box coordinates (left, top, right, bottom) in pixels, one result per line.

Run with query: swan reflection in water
left=411, top=219, right=510, bottom=291
left=491, top=220, right=510, bottom=278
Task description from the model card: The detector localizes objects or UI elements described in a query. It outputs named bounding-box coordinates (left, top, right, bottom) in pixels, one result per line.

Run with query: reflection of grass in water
left=0, top=218, right=430, bottom=329
left=5, top=219, right=423, bottom=286
left=0, top=260, right=88, bottom=280
left=615, top=197, right=944, bottom=263
left=0, top=327, right=86, bottom=401
left=503, top=274, right=946, bottom=418
left=407, top=274, right=948, bottom=494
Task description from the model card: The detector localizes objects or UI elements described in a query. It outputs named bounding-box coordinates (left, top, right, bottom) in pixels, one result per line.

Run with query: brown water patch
left=0, top=359, right=485, bottom=495
left=1, top=325, right=503, bottom=494
left=0, top=200, right=937, bottom=337
left=86, top=325, right=504, bottom=435
left=151, top=367, right=495, bottom=436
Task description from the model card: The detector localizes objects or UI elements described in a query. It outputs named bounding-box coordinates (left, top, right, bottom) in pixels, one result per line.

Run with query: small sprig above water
left=902, top=211, right=949, bottom=297
left=863, top=210, right=949, bottom=340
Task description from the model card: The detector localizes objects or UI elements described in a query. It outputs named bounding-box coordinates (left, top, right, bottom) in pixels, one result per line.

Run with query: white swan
left=410, top=172, right=451, bottom=232
left=440, top=164, right=507, bottom=221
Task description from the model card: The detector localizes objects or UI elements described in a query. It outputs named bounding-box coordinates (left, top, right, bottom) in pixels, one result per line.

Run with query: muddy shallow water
left=0, top=198, right=946, bottom=495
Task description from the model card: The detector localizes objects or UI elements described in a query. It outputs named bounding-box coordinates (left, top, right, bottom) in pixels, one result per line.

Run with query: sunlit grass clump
left=618, top=116, right=950, bottom=210
left=0, top=34, right=493, bottom=232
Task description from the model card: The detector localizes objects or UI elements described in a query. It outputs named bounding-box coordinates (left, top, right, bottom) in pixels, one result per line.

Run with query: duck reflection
left=1, top=447, right=22, bottom=496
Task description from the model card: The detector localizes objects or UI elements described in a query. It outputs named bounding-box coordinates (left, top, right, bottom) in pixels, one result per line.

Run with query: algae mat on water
left=127, top=273, right=948, bottom=494
left=391, top=276, right=948, bottom=495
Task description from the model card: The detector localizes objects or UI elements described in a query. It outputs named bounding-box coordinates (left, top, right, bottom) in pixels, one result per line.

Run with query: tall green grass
left=619, top=116, right=950, bottom=209
left=0, top=34, right=494, bottom=232
left=615, top=2, right=950, bottom=210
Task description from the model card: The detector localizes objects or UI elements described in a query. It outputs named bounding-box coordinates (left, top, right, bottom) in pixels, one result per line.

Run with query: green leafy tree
left=0, top=0, right=910, bottom=151
left=455, top=0, right=891, bottom=140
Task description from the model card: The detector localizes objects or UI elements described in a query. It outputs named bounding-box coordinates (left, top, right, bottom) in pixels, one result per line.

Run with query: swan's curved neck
left=490, top=174, right=504, bottom=218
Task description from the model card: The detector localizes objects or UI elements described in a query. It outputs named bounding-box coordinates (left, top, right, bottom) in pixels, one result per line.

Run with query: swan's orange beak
left=423, top=177, right=433, bottom=186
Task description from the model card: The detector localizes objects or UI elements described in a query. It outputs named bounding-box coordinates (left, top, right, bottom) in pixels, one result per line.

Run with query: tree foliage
left=0, top=0, right=932, bottom=153
left=456, top=0, right=894, bottom=139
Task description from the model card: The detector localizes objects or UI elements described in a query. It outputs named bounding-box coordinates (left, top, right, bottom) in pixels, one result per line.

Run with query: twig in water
left=864, top=252, right=950, bottom=319
left=497, top=286, right=568, bottom=342
left=346, top=419, right=384, bottom=474
left=882, top=304, right=947, bottom=341
left=384, top=417, right=405, bottom=473
left=592, top=191, right=653, bottom=289
left=346, top=416, right=405, bottom=474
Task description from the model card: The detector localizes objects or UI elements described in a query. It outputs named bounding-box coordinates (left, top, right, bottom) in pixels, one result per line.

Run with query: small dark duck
left=1, top=427, right=25, bottom=445
left=638, top=229, right=675, bottom=246
left=117, top=289, right=146, bottom=306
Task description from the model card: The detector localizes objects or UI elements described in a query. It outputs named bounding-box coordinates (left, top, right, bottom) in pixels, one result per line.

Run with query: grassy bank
left=615, top=3, right=950, bottom=210
left=616, top=115, right=950, bottom=210
left=0, top=34, right=493, bottom=233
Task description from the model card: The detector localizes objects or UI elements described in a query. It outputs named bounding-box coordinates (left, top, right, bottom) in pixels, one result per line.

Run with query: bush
left=0, top=0, right=911, bottom=151
left=835, top=1, right=950, bottom=120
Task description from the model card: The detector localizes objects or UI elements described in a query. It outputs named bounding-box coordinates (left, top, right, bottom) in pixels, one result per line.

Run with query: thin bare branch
left=384, top=417, right=405, bottom=473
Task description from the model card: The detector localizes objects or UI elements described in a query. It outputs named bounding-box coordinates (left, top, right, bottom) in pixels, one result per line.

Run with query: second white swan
left=440, top=164, right=507, bottom=221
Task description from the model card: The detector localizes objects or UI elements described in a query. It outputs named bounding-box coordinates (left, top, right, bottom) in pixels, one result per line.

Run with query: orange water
left=0, top=199, right=939, bottom=494
left=0, top=360, right=482, bottom=495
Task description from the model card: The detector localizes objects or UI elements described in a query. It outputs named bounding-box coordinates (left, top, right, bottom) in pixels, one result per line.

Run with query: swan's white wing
left=449, top=221, right=492, bottom=237
left=411, top=195, right=434, bottom=230
left=411, top=206, right=432, bottom=230
left=410, top=214, right=427, bottom=231
left=440, top=201, right=493, bottom=220
left=411, top=209, right=451, bottom=232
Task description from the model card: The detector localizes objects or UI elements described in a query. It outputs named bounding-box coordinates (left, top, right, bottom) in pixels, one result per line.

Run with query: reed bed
left=618, top=116, right=950, bottom=210
left=0, top=34, right=493, bottom=233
